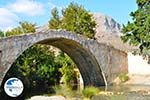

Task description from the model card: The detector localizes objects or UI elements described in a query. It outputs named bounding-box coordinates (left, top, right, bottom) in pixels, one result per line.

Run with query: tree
left=49, top=3, right=92, bottom=84
left=13, top=45, right=61, bottom=86
left=6, top=21, right=36, bottom=36
left=0, top=30, right=5, bottom=37
left=49, top=8, right=61, bottom=29
left=49, top=2, right=96, bottom=38
left=121, top=0, right=150, bottom=60
left=55, top=52, right=77, bottom=84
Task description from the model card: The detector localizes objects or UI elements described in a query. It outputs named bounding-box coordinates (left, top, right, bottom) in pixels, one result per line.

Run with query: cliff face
left=93, top=13, right=121, bottom=37
left=93, top=13, right=135, bottom=52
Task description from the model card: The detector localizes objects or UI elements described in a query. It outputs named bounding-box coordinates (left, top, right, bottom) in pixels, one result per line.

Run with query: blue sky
left=0, top=0, right=137, bottom=31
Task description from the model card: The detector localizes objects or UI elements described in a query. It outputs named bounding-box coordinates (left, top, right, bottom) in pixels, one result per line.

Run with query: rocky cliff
left=93, top=13, right=136, bottom=52
left=93, top=13, right=121, bottom=37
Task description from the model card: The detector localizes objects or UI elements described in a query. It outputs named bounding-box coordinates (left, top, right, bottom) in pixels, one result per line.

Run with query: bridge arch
left=0, top=30, right=108, bottom=87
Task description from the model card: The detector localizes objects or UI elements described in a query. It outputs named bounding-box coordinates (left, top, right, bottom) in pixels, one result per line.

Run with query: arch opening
left=38, top=38, right=105, bottom=86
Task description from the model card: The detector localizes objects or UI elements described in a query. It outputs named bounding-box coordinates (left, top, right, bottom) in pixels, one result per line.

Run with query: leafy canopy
left=13, top=45, right=61, bottom=85
left=49, top=2, right=96, bottom=38
left=6, top=21, right=36, bottom=36
left=121, top=0, right=150, bottom=55
left=0, top=30, right=5, bottom=37
left=55, top=52, right=77, bottom=84
left=49, top=3, right=84, bottom=84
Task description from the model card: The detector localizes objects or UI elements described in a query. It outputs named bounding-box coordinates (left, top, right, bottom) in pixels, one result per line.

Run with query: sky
left=0, top=0, right=137, bottom=31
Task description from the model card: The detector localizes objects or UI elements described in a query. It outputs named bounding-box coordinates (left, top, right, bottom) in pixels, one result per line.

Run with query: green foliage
left=55, top=52, right=77, bottom=84
left=49, top=8, right=61, bottom=29
left=6, top=21, right=36, bottom=36
left=82, top=86, right=100, bottom=98
left=6, top=44, right=62, bottom=89
left=52, top=85, right=81, bottom=98
left=16, top=45, right=61, bottom=85
left=49, top=2, right=96, bottom=84
left=0, top=30, right=5, bottom=37
left=121, top=0, right=150, bottom=56
left=118, top=73, right=129, bottom=83
left=49, top=2, right=96, bottom=38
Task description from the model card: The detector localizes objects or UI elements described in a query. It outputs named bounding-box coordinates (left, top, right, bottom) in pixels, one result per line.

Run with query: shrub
left=119, top=73, right=129, bottom=83
left=82, top=86, right=100, bottom=98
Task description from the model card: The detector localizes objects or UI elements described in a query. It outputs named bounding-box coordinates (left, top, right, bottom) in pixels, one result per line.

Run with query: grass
left=52, top=84, right=82, bottom=99
left=82, top=86, right=100, bottom=98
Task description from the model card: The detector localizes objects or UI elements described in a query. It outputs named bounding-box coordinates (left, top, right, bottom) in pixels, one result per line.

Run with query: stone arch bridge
left=0, top=30, right=127, bottom=87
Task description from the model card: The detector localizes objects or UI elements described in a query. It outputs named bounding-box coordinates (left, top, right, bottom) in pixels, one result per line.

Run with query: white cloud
left=0, top=8, right=19, bottom=31
left=8, top=0, right=45, bottom=16
left=0, top=0, right=46, bottom=30
left=48, top=0, right=62, bottom=11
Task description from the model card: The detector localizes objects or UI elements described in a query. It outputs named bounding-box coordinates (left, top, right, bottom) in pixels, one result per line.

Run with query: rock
left=93, top=13, right=136, bottom=52
left=28, top=95, right=66, bottom=100
left=93, top=13, right=121, bottom=37
left=113, top=77, right=122, bottom=85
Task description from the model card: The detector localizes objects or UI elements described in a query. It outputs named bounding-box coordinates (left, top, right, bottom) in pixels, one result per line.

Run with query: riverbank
left=125, top=74, right=150, bottom=85
left=27, top=84, right=150, bottom=100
